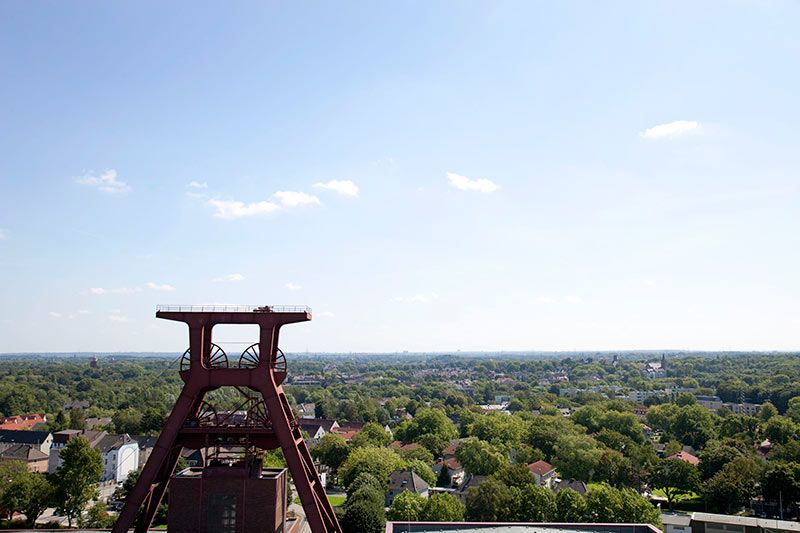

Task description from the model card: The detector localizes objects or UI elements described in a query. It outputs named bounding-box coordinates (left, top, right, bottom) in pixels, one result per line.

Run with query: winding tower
left=112, top=305, right=341, bottom=533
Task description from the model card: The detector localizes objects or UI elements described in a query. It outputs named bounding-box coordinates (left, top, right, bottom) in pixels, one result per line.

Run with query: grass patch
left=293, top=495, right=347, bottom=507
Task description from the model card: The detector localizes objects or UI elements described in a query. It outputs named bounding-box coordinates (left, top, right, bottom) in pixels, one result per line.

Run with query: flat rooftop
left=386, top=523, right=661, bottom=533
left=156, top=304, right=311, bottom=313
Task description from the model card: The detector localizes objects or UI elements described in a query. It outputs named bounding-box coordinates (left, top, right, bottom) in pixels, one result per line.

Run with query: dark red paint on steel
left=111, top=307, right=341, bottom=533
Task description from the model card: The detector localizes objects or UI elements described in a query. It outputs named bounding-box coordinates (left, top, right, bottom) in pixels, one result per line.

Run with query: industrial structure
left=112, top=305, right=340, bottom=533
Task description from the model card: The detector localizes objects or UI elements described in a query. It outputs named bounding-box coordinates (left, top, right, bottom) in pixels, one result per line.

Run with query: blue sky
left=1, top=1, right=798, bottom=353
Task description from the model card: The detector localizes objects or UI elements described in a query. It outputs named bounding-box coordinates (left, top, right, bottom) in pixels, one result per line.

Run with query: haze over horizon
left=1, top=2, right=799, bottom=353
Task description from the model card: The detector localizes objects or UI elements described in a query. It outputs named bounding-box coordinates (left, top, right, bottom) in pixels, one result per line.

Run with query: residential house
left=96, top=434, right=139, bottom=483
left=298, top=419, right=339, bottom=441
left=0, top=429, right=52, bottom=456
left=295, top=403, right=316, bottom=419
left=553, top=478, right=588, bottom=495
left=0, top=444, right=49, bottom=472
left=455, top=474, right=488, bottom=503
left=433, top=457, right=465, bottom=488
left=49, top=429, right=140, bottom=483
left=86, top=417, right=113, bottom=430
left=667, top=451, right=700, bottom=466
left=528, top=460, right=556, bottom=488
left=661, top=513, right=691, bottom=533
left=386, top=469, right=430, bottom=506
left=132, top=435, right=158, bottom=466
left=63, top=400, right=91, bottom=411
left=0, top=414, right=47, bottom=431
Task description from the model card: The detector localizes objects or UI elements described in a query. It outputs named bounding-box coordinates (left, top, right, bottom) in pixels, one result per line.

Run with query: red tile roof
left=667, top=451, right=700, bottom=466
left=528, top=460, right=555, bottom=476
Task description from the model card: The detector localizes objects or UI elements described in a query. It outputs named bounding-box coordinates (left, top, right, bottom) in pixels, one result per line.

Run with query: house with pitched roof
left=386, top=469, right=430, bottom=506
left=528, top=460, right=556, bottom=488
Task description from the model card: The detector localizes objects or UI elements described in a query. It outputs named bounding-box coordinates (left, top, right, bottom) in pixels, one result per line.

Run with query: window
left=207, top=494, right=237, bottom=533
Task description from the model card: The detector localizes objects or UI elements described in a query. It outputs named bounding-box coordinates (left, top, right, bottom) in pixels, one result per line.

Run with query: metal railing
left=156, top=304, right=312, bottom=313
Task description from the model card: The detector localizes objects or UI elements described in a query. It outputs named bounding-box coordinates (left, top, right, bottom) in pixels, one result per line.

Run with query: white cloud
left=83, top=286, right=141, bottom=295
left=535, top=296, right=556, bottom=304
left=286, top=282, right=302, bottom=291
left=213, top=273, right=245, bottom=283
left=0, top=229, right=8, bottom=240
left=274, top=191, right=321, bottom=207
left=76, top=169, right=131, bottom=194
left=111, top=287, right=141, bottom=295
left=48, top=311, right=62, bottom=318
left=78, top=310, right=90, bottom=315
left=314, top=180, right=359, bottom=197
left=187, top=181, right=208, bottom=189
left=447, top=172, right=498, bottom=193
left=208, top=199, right=280, bottom=219
left=640, top=120, right=702, bottom=139
left=109, top=313, right=131, bottom=323
left=392, top=293, right=439, bottom=304
left=566, top=295, right=585, bottom=304
left=147, top=282, right=176, bottom=292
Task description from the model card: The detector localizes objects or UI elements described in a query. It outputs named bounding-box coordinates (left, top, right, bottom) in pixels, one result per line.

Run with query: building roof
left=389, top=469, right=430, bottom=494
left=691, top=512, right=800, bottom=532
left=0, top=443, right=48, bottom=462
left=0, top=413, right=46, bottom=431
left=53, top=429, right=107, bottom=448
left=667, top=451, right=700, bottom=466
left=298, top=418, right=338, bottom=433
left=660, top=513, right=691, bottom=526
left=554, top=478, right=588, bottom=495
left=390, top=441, right=422, bottom=452
left=132, top=435, right=158, bottom=449
left=0, top=429, right=51, bottom=445
left=385, top=523, right=661, bottom=533
left=528, top=460, right=555, bottom=476
left=95, top=434, right=136, bottom=453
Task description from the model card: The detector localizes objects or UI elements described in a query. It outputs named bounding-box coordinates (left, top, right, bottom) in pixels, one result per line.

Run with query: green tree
left=556, top=488, right=587, bottom=521
left=704, top=456, right=763, bottom=513
left=764, top=416, right=799, bottom=445
left=455, top=438, right=509, bottom=476
left=51, top=410, right=68, bottom=431
left=406, top=459, right=436, bottom=486
left=0, top=460, right=29, bottom=504
left=113, top=407, right=143, bottom=434
left=552, top=434, right=604, bottom=481
left=346, top=473, right=383, bottom=499
left=79, top=501, right=114, bottom=528
left=351, top=422, right=391, bottom=448
left=759, top=401, right=779, bottom=422
left=517, top=484, right=557, bottom=521
left=340, top=447, right=405, bottom=489
left=651, top=459, right=700, bottom=510
left=436, top=464, right=452, bottom=487
left=311, top=433, right=351, bottom=473
left=786, top=397, right=800, bottom=423
left=68, top=408, right=87, bottom=430
left=421, top=493, right=465, bottom=521
left=618, top=488, right=661, bottom=527
left=698, top=440, right=747, bottom=480
left=672, top=405, right=716, bottom=448
left=341, top=500, right=386, bottom=533
left=465, top=478, right=518, bottom=521
left=52, top=436, right=104, bottom=527
left=387, top=490, right=425, bottom=521
left=397, top=445, right=435, bottom=465
left=0, top=471, right=53, bottom=527
left=469, top=412, right=528, bottom=446
left=762, top=462, right=800, bottom=514
left=584, top=484, right=623, bottom=522
left=494, top=463, right=537, bottom=490
left=393, top=408, right=458, bottom=456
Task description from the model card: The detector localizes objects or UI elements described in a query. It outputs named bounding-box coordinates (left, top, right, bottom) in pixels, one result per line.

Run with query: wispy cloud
left=76, top=169, right=131, bottom=194
left=208, top=199, right=280, bottom=219
left=82, top=286, right=141, bottom=295
left=392, top=293, right=439, bottom=304
left=78, top=310, right=91, bottom=315
left=566, top=295, right=585, bottom=304
left=640, top=120, right=702, bottom=139
left=213, top=273, right=245, bottom=283
left=314, top=180, right=359, bottom=197
left=109, top=313, right=131, bottom=323
left=447, top=172, right=498, bottom=193
left=147, top=282, right=176, bottom=292
left=48, top=311, right=62, bottom=318
left=0, top=229, right=8, bottom=240
left=274, top=191, right=321, bottom=207
left=286, top=282, right=302, bottom=291
left=187, top=181, right=208, bottom=189
left=207, top=189, right=320, bottom=219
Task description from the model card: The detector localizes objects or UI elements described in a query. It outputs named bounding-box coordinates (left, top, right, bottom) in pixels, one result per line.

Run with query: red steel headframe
left=111, top=305, right=341, bottom=533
